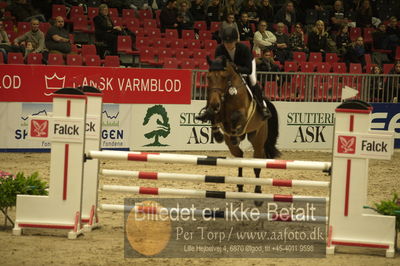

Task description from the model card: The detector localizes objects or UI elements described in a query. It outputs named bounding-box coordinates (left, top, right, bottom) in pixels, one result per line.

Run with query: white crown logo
left=44, top=73, right=66, bottom=96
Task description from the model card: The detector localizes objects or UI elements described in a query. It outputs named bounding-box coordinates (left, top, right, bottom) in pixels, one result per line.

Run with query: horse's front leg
left=211, top=124, right=224, bottom=143
left=223, top=134, right=244, bottom=192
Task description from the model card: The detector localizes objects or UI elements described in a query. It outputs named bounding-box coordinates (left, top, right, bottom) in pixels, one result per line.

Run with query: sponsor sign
left=334, top=132, right=394, bottom=160
left=370, top=103, right=400, bottom=148
left=0, top=65, right=191, bottom=104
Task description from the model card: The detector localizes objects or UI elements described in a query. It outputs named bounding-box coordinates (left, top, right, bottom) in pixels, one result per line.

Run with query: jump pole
left=101, top=169, right=330, bottom=188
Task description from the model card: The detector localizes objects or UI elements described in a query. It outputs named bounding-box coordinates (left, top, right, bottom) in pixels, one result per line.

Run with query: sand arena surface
left=0, top=150, right=399, bottom=265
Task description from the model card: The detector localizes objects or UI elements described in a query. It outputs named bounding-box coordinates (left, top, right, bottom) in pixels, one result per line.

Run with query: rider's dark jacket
left=215, top=42, right=253, bottom=75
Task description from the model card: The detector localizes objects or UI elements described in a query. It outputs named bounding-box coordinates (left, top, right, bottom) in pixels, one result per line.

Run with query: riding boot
left=195, top=107, right=214, bottom=122
left=252, top=85, right=271, bottom=120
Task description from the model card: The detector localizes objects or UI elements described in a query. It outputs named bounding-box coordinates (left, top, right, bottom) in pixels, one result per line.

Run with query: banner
left=0, top=65, right=191, bottom=104
left=370, top=103, right=400, bottom=148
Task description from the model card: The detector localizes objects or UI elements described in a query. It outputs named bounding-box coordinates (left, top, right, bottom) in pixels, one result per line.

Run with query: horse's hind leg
left=224, top=135, right=244, bottom=192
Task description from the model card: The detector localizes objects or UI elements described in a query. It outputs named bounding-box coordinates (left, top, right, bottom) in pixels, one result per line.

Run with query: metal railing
left=192, top=70, right=400, bottom=103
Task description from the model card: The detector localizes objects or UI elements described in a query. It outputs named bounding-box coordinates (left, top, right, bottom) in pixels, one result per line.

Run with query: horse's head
left=206, top=56, right=238, bottom=114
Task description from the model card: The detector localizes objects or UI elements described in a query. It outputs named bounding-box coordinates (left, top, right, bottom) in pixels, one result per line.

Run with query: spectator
left=372, top=23, right=390, bottom=50
left=206, top=0, right=223, bottom=28
left=0, top=20, right=11, bottom=61
left=13, top=18, right=46, bottom=59
left=289, top=22, right=308, bottom=52
left=335, top=24, right=351, bottom=57
left=274, top=22, right=292, bottom=64
left=307, top=20, right=328, bottom=54
left=256, top=48, right=280, bottom=87
left=219, top=13, right=239, bottom=42
left=344, top=36, right=366, bottom=68
left=45, top=16, right=71, bottom=55
left=222, top=0, right=239, bottom=19
left=387, top=16, right=400, bottom=39
left=94, top=4, right=136, bottom=55
left=237, top=12, right=253, bottom=42
left=257, top=0, right=274, bottom=27
left=253, top=20, right=276, bottom=56
left=330, top=0, right=348, bottom=33
left=386, top=61, right=400, bottom=103
left=240, top=0, right=259, bottom=24
left=369, top=65, right=385, bottom=101
left=355, top=0, right=372, bottom=28
left=178, top=0, right=194, bottom=30
left=160, top=0, right=179, bottom=32
left=7, top=0, right=46, bottom=22
left=274, top=1, right=296, bottom=29
left=190, top=0, right=206, bottom=21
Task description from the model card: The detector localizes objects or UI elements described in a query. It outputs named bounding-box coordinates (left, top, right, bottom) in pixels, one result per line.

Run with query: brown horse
left=205, top=56, right=280, bottom=196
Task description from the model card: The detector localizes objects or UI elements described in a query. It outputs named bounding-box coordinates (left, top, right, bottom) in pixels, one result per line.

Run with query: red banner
left=0, top=65, right=191, bottom=104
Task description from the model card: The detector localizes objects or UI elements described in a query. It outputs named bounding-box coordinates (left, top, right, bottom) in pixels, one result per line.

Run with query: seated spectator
left=369, top=65, right=385, bottom=101
left=257, top=0, right=274, bottom=28
left=94, top=4, right=136, bottom=55
left=274, top=1, right=296, bottom=29
left=373, top=23, right=390, bottom=50
left=253, top=20, right=276, bottom=56
left=178, top=0, right=194, bottom=30
left=274, top=22, right=292, bottom=64
left=206, top=0, right=223, bottom=28
left=334, top=24, right=351, bottom=57
left=222, top=0, right=239, bottom=19
left=344, top=36, right=366, bottom=68
left=160, top=0, right=179, bottom=32
left=307, top=20, right=328, bottom=54
left=219, top=13, right=239, bottom=41
left=190, top=0, right=206, bottom=21
left=237, top=12, right=253, bottom=42
left=387, top=16, right=400, bottom=39
left=0, top=20, right=11, bottom=61
left=7, top=0, right=45, bottom=22
left=256, top=48, right=280, bottom=89
left=13, top=18, right=46, bottom=59
left=330, top=0, right=348, bottom=33
left=45, top=16, right=71, bottom=55
left=289, top=22, right=308, bottom=53
left=240, top=0, right=259, bottom=24
left=130, top=0, right=152, bottom=10
left=355, top=0, right=372, bottom=28
left=386, top=61, right=400, bottom=103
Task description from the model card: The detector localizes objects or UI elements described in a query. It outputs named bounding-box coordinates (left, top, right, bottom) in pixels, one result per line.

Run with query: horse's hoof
left=213, top=131, right=224, bottom=143
left=237, top=185, right=243, bottom=192
left=254, top=186, right=262, bottom=194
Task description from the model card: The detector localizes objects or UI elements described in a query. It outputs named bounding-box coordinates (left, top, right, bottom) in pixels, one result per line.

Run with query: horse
left=204, top=56, right=280, bottom=199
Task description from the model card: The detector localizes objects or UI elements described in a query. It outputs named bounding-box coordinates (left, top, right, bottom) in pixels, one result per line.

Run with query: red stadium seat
left=181, top=58, right=198, bottom=69
left=122, top=8, right=135, bottom=19
left=293, top=51, right=306, bottom=62
left=48, top=54, right=65, bottom=65
left=182, top=29, right=195, bottom=39
left=349, top=27, right=362, bottom=42
left=52, top=4, right=67, bottom=20
left=325, top=53, right=339, bottom=63
left=210, top=21, right=220, bottom=32
left=165, top=29, right=179, bottom=39
left=66, top=54, right=83, bottom=66
left=332, top=62, right=347, bottom=73
left=186, top=39, right=202, bottom=49
left=81, top=44, right=97, bottom=56
left=194, top=21, right=207, bottom=31
left=176, top=48, right=193, bottom=58
left=108, top=8, right=119, bottom=18
left=117, top=36, right=139, bottom=55
left=169, top=38, right=185, bottom=49
left=284, top=61, right=298, bottom=72
left=87, top=7, right=99, bottom=20
left=299, top=61, right=315, bottom=72
left=84, top=55, right=101, bottom=66
left=203, top=40, right=218, bottom=50
left=315, top=62, right=331, bottom=73
left=199, top=31, right=212, bottom=41
left=104, top=55, right=120, bottom=67
left=143, top=19, right=157, bottom=29
left=17, top=22, right=30, bottom=35
left=39, top=22, right=51, bottom=34
left=70, top=5, right=84, bottom=19
left=163, top=57, right=179, bottom=69
left=308, top=52, right=322, bottom=62
left=138, top=9, right=153, bottom=20
left=26, top=53, right=43, bottom=65
left=8, top=52, right=24, bottom=64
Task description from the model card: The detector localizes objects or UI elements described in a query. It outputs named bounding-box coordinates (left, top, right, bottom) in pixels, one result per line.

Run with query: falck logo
left=337, top=135, right=356, bottom=154
left=30, top=119, right=49, bottom=138
left=44, top=73, right=66, bottom=95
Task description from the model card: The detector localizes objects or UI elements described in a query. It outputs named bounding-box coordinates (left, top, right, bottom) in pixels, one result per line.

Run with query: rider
left=196, top=26, right=270, bottom=122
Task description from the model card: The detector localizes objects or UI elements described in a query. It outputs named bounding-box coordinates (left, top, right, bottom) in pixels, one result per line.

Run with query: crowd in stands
left=0, top=0, right=399, bottom=100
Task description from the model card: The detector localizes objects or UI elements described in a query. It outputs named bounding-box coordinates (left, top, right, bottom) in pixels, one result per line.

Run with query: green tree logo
left=142, top=105, right=171, bottom=147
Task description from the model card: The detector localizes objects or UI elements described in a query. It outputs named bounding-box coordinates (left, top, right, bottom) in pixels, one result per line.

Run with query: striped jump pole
left=88, top=151, right=332, bottom=172
left=101, top=185, right=328, bottom=203
left=100, top=204, right=328, bottom=223
left=101, top=169, right=330, bottom=188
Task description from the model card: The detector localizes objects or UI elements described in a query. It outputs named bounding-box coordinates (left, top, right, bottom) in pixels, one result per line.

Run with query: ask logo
left=30, top=119, right=49, bottom=138
left=337, top=135, right=356, bottom=154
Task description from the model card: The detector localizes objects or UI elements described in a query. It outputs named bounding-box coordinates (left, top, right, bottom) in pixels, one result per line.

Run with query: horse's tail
left=264, top=98, right=281, bottom=159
